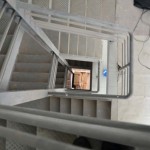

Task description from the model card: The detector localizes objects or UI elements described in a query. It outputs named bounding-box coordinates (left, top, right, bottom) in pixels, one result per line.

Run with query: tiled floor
left=112, top=0, right=150, bottom=125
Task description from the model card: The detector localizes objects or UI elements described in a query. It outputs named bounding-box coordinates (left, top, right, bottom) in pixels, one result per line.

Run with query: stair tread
left=57, top=66, right=65, bottom=72
left=96, top=101, right=111, bottom=119
left=56, top=78, right=64, bottom=84
left=18, top=54, right=52, bottom=56
left=12, top=72, right=49, bottom=75
left=55, top=84, right=64, bottom=88
left=9, top=81, right=48, bottom=84
left=9, top=81, right=47, bottom=90
left=11, top=72, right=49, bottom=82
left=71, top=99, right=83, bottom=115
left=56, top=72, right=65, bottom=78
left=60, top=98, right=71, bottom=114
left=17, top=54, right=52, bottom=63
left=50, top=97, right=60, bottom=112
left=83, top=99, right=97, bottom=117
left=15, top=63, right=51, bottom=73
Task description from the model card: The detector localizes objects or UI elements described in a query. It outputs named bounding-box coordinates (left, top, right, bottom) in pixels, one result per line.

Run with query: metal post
left=0, top=20, right=23, bottom=90
left=0, top=11, right=15, bottom=52
left=48, top=53, right=58, bottom=89
left=0, top=2, right=6, bottom=19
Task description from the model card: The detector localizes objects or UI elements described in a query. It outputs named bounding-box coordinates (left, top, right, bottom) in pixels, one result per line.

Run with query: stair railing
left=5, top=0, right=132, bottom=99
left=0, top=105, right=149, bottom=149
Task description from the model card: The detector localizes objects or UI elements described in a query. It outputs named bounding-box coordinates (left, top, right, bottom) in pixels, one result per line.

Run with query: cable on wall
left=133, top=10, right=150, bottom=70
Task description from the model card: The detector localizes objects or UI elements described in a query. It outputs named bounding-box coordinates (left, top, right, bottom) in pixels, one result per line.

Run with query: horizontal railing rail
left=5, top=0, right=71, bottom=69
left=0, top=106, right=149, bottom=149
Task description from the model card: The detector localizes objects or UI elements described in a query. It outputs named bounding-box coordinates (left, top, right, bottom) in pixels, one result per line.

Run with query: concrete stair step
left=50, top=97, right=60, bottom=112
left=17, top=54, right=52, bottom=63
left=57, top=65, right=65, bottom=72
left=20, top=48, right=51, bottom=55
left=15, top=63, right=51, bottom=73
left=11, top=72, right=49, bottom=82
left=56, top=72, right=65, bottom=78
left=56, top=78, right=64, bottom=85
left=83, top=99, right=97, bottom=117
left=96, top=101, right=111, bottom=119
left=55, top=84, right=64, bottom=88
left=60, top=98, right=71, bottom=114
left=71, top=99, right=83, bottom=115
left=9, top=81, right=47, bottom=90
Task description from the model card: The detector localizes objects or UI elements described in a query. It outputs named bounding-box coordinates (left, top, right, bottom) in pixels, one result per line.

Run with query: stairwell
left=9, top=33, right=53, bottom=91
left=0, top=0, right=127, bottom=150
left=5, top=32, right=53, bottom=150
left=0, top=15, right=111, bottom=150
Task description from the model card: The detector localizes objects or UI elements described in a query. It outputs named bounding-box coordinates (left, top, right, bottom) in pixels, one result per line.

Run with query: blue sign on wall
left=103, top=69, right=107, bottom=77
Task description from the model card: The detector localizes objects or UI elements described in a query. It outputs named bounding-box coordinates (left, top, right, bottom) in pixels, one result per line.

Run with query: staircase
left=50, top=97, right=111, bottom=118
left=5, top=32, right=53, bottom=150
left=52, top=59, right=111, bottom=118
left=9, top=33, right=53, bottom=91
left=6, top=31, right=111, bottom=148
left=0, top=0, right=134, bottom=150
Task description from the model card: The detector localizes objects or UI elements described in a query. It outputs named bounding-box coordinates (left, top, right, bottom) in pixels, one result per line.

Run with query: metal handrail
left=0, top=10, right=15, bottom=51
left=4, top=0, right=132, bottom=99
left=0, top=1, right=6, bottom=19
left=49, top=33, right=132, bottom=99
left=16, top=1, right=129, bottom=34
left=0, top=106, right=149, bottom=148
left=6, top=0, right=71, bottom=71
